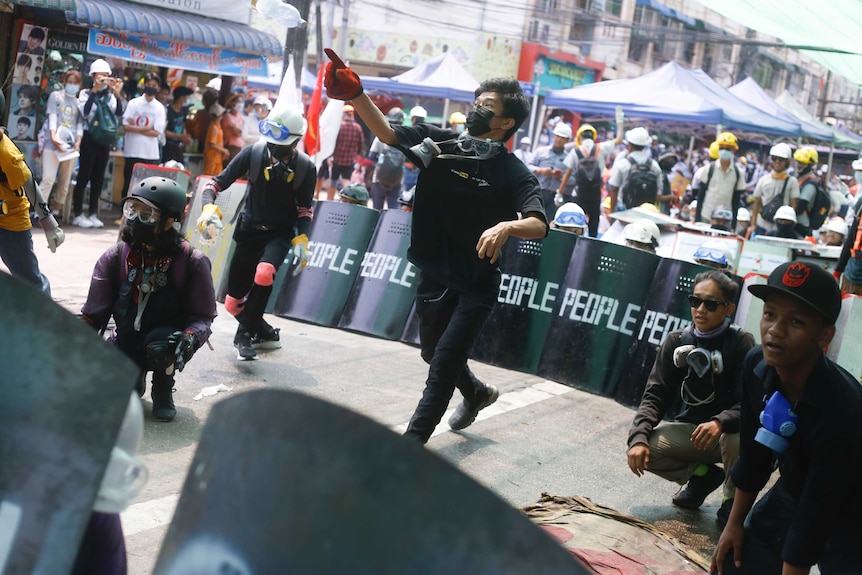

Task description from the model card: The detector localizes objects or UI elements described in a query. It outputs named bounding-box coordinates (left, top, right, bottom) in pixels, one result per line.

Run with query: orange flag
left=304, top=66, right=324, bottom=157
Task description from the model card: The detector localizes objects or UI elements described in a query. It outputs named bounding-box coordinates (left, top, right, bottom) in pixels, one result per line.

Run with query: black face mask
left=143, top=86, right=158, bottom=97
left=122, top=219, right=159, bottom=247
left=776, top=222, right=796, bottom=236
left=267, top=143, right=296, bottom=162
left=465, top=106, right=495, bottom=137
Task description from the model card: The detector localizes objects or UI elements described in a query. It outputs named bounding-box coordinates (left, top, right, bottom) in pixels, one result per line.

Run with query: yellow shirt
left=0, top=134, right=33, bottom=232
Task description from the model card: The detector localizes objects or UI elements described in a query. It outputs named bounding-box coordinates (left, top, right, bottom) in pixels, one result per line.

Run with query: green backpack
left=89, top=94, right=119, bottom=146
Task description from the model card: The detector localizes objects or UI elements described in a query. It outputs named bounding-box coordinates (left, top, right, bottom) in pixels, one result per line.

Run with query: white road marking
left=122, top=381, right=571, bottom=537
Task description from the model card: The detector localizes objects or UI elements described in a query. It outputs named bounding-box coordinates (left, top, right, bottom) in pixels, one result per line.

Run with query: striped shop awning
left=65, top=0, right=283, bottom=57
left=5, top=0, right=77, bottom=9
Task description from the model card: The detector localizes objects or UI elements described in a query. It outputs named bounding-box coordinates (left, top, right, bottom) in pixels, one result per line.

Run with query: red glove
left=833, top=270, right=841, bottom=282
left=324, top=48, right=363, bottom=101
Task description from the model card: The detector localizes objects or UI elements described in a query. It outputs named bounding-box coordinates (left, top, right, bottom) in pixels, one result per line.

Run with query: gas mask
left=673, top=345, right=724, bottom=378
left=755, top=391, right=797, bottom=453
left=122, top=218, right=159, bottom=246
left=265, top=143, right=297, bottom=182
left=465, top=105, right=495, bottom=136
left=776, top=222, right=796, bottom=236
left=408, top=132, right=504, bottom=167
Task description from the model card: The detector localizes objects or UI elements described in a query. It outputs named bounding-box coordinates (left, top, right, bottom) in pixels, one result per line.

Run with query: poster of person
left=14, top=141, right=42, bottom=181
left=9, top=114, right=35, bottom=141
left=13, top=53, right=43, bottom=85
left=18, top=24, right=47, bottom=56
left=10, top=84, right=40, bottom=118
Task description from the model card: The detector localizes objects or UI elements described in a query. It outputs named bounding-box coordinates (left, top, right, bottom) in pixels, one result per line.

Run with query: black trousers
left=720, top=478, right=862, bottom=574
left=404, top=273, right=494, bottom=443
left=72, top=131, right=111, bottom=217
left=227, top=227, right=292, bottom=332
left=115, top=325, right=177, bottom=384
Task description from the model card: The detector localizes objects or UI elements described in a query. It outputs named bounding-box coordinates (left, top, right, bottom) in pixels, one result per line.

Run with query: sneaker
left=234, top=329, right=258, bottom=360
left=672, top=464, right=725, bottom=509
left=88, top=214, right=105, bottom=228
left=716, top=498, right=734, bottom=528
left=448, top=384, right=499, bottom=431
left=251, top=319, right=282, bottom=350
left=72, top=213, right=94, bottom=228
left=151, top=380, right=176, bottom=422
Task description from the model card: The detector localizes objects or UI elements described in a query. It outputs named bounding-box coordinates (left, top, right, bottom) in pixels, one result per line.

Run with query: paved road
left=7, top=222, right=728, bottom=573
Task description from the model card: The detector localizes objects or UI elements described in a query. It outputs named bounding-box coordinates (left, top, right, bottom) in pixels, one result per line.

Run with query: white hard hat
left=519, top=136, right=531, bottom=145
left=852, top=158, right=862, bottom=171
left=553, top=123, right=573, bottom=139
left=89, top=58, right=112, bottom=76
left=206, top=77, right=222, bottom=91
left=258, top=105, right=306, bottom=145
left=409, top=105, right=427, bottom=119
left=553, top=202, right=587, bottom=228
left=689, top=199, right=698, bottom=211
left=94, top=393, right=148, bottom=513
left=253, top=95, right=273, bottom=110
left=774, top=205, right=797, bottom=223
left=623, top=219, right=660, bottom=247
left=737, top=207, right=751, bottom=222
left=693, top=240, right=732, bottom=269
left=625, top=127, right=651, bottom=147
left=768, top=143, right=792, bottom=159
left=827, top=218, right=848, bottom=236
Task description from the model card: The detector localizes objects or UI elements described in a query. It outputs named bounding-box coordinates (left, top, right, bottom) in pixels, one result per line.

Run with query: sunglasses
left=688, top=295, right=728, bottom=312
left=258, top=119, right=292, bottom=142
left=123, top=198, right=159, bottom=225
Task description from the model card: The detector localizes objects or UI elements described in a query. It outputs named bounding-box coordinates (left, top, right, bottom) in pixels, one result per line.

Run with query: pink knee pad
left=224, top=295, right=246, bottom=316
left=254, top=262, right=277, bottom=286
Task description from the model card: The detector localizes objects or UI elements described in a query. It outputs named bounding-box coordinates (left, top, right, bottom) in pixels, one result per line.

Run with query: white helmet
left=623, top=218, right=660, bottom=247
left=206, top=77, right=222, bottom=91
left=409, top=105, right=427, bottom=119
left=258, top=105, right=306, bottom=145
left=553, top=202, right=587, bottom=229
left=625, top=127, right=651, bottom=147
left=693, top=240, right=732, bottom=269
left=89, top=58, right=111, bottom=76
left=94, top=393, right=148, bottom=514
left=553, top=123, right=573, bottom=139
left=737, top=207, right=751, bottom=222
left=774, top=205, right=797, bottom=223
left=769, top=142, right=792, bottom=159
left=827, top=218, right=848, bottom=236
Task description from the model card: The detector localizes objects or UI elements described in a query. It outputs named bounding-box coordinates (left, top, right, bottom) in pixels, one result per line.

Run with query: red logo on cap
left=782, top=262, right=811, bottom=288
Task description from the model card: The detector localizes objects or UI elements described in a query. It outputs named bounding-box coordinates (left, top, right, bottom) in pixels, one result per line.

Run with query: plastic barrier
left=671, top=231, right=743, bottom=273
left=737, top=240, right=790, bottom=276
left=273, top=201, right=380, bottom=327
left=471, top=230, right=578, bottom=374
left=828, top=294, right=862, bottom=381
left=613, top=258, right=707, bottom=408
left=338, top=210, right=419, bottom=340
left=129, top=162, right=191, bottom=199
left=184, top=176, right=248, bottom=300
left=537, top=237, right=661, bottom=397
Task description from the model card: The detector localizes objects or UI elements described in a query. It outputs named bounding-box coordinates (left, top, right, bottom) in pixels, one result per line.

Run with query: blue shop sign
left=533, top=56, right=596, bottom=93
left=88, top=29, right=267, bottom=77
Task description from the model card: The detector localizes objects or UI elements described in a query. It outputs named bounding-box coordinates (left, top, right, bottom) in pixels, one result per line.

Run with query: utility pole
left=339, top=0, right=350, bottom=56
left=283, top=0, right=312, bottom=83
left=818, top=70, right=833, bottom=121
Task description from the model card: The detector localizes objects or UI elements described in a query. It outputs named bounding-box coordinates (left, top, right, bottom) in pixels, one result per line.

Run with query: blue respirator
left=755, top=391, right=798, bottom=453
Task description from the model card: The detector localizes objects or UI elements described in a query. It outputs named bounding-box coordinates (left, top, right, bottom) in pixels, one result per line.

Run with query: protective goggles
left=693, top=246, right=728, bottom=266
left=258, top=119, right=292, bottom=143
left=687, top=295, right=728, bottom=312
left=456, top=133, right=502, bottom=157
left=770, top=156, right=789, bottom=163
left=123, top=198, right=159, bottom=225
left=555, top=211, right=588, bottom=227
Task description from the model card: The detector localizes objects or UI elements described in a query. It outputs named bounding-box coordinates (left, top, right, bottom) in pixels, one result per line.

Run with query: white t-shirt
left=41, top=90, right=83, bottom=152
left=753, top=173, right=800, bottom=232
left=695, top=160, right=746, bottom=223
left=563, top=139, right=616, bottom=173
left=123, top=95, right=166, bottom=160
left=607, top=149, right=662, bottom=208
left=242, top=114, right=261, bottom=145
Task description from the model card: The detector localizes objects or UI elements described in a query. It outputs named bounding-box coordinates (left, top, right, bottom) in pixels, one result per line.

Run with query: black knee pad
left=145, top=340, right=174, bottom=373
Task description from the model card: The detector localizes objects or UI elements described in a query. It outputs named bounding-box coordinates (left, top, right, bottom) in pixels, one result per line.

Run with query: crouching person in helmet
left=196, top=105, right=315, bottom=360
left=81, top=177, right=217, bottom=422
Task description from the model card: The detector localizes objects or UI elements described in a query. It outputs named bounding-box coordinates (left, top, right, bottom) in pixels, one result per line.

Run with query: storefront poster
left=532, top=55, right=596, bottom=92
left=87, top=29, right=267, bottom=77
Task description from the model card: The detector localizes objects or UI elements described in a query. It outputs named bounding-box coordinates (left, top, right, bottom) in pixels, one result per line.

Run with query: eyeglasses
left=555, top=211, right=588, bottom=227
left=258, top=119, right=291, bottom=142
left=123, top=198, right=159, bottom=225
left=687, top=295, right=728, bottom=312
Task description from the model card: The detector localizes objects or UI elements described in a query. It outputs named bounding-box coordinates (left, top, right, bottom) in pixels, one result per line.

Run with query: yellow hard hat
left=601, top=196, right=611, bottom=210
left=576, top=123, right=597, bottom=142
left=449, top=112, right=466, bottom=125
left=793, top=146, right=819, bottom=165
left=708, top=141, right=720, bottom=160
left=638, top=202, right=660, bottom=213
left=716, top=132, right=738, bottom=151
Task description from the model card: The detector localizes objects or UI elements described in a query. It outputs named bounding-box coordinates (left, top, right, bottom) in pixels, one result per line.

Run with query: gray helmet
left=131, top=177, right=188, bottom=222
left=340, top=184, right=369, bottom=205
left=386, top=107, right=405, bottom=125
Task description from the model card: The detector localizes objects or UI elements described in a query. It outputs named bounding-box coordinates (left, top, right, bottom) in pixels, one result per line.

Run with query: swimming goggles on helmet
left=259, top=119, right=292, bottom=142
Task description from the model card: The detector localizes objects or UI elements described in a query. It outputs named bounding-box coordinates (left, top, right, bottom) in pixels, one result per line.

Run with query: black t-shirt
left=394, top=124, right=547, bottom=297
left=162, top=104, right=189, bottom=162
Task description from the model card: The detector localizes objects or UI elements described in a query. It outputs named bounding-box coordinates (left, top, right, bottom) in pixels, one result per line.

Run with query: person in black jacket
left=711, top=262, right=862, bottom=575
left=627, top=270, right=755, bottom=525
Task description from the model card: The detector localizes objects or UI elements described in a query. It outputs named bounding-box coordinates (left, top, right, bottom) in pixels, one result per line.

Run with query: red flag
left=304, top=66, right=324, bottom=157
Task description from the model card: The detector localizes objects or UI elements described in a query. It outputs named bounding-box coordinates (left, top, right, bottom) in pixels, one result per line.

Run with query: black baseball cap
left=748, top=261, right=842, bottom=325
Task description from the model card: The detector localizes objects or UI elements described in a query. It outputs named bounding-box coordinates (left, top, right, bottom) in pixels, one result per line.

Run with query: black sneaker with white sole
left=234, top=329, right=258, bottom=360
left=448, top=385, right=499, bottom=431
left=251, top=320, right=281, bottom=350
